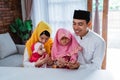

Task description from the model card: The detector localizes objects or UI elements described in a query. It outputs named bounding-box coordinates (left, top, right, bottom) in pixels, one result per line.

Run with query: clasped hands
left=55, top=57, right=80, bottom=69
left=35, top=54, right=53, bottom=67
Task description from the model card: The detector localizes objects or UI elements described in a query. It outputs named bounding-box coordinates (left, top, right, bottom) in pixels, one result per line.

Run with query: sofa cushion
left=0, top=54, right=23, bottom=67
left=0, top=33, right=17, bottom=59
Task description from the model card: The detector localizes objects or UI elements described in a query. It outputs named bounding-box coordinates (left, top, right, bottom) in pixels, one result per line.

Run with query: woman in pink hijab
left=51, top=28, right=82, bottom=69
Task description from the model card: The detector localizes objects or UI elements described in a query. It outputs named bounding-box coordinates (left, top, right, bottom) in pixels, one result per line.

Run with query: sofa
left=0, top=32, right=25, bottom=67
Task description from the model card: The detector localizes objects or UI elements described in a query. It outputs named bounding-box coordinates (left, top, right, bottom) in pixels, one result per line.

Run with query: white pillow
left=0, top=33, right=17, bottom=59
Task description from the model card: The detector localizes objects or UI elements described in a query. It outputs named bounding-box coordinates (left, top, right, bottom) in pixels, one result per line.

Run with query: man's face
left=73, top=19, right=88, bottom=37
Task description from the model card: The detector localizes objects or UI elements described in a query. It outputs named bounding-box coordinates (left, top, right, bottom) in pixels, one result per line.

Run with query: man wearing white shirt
left=67, top=10, right=106, bottom=69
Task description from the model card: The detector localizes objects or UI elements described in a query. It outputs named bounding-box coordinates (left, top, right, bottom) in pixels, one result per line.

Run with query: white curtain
left=31, top=0, right=87, bottom=38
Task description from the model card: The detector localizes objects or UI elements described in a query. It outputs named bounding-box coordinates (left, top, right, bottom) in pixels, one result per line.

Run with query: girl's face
left=60, top=37, right=70, bottom=46
left=39, top=34, right=49, bottom=44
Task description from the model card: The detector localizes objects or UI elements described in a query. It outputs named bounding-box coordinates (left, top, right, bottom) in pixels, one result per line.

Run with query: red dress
left=29, top=53, right=46, bottom=62
left=29, top=43, right=46, bottom=62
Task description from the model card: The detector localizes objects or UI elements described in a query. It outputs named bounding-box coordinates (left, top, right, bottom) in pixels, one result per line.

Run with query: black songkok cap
left=73, top=10, right=90, bottom=23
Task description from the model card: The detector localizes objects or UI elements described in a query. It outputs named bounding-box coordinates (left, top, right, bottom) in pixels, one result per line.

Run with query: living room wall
left=0, top=0, right=22, bottom=43
left=0, top=0, right=22, bottom=33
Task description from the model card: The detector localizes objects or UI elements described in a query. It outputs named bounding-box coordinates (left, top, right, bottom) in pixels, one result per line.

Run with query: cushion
left=0, top=54, right=23, bottom=67
left=0, top=33, right=17, bottom=59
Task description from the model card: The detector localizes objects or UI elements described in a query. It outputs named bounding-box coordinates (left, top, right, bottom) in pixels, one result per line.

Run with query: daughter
left=51, top=28, right=82, bottom=69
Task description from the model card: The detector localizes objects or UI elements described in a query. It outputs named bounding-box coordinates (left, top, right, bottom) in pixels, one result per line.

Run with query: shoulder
left=89, top=30, right=105, bottom=45
left=45, top=38, right=53, bottom=46
left=72, top=33, right=78, bottom=39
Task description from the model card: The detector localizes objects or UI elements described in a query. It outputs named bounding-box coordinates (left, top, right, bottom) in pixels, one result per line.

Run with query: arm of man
left=67, top=61, right=80, bottom=69
left=84, top=40, right=106, bottom=69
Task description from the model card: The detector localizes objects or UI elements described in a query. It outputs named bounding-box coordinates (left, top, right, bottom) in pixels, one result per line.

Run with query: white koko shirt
left=73, top=29, right=106, bottom=69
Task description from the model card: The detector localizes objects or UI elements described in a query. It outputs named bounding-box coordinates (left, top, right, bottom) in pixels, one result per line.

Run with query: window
left=31, top=0, right=87, bottom=38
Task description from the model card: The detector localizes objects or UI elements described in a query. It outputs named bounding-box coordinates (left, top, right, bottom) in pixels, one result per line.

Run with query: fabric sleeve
left=23, top=48, right=36, bottom=68
left=83, top=40, right=106, bottom=70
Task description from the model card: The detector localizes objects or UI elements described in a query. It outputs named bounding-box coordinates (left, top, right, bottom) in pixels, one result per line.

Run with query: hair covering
left=26, top=21, right=53, bottom=58
left=32, top=42, right=44, bottom=53
left=73, top=10, right=90, bottom=23
left=51, top=28, right=82, bottom=62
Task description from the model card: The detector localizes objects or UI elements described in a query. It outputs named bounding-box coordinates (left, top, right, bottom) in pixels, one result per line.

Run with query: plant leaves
left=9, top=17, right=33, bottom=41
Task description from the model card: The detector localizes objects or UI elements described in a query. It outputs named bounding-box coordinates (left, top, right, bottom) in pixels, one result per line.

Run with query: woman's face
left=39, top=34, right=49, bottom=44
left=60, top=37, right=70, bottom=46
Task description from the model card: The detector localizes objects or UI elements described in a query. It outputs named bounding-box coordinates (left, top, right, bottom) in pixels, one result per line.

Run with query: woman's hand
left=47, top=56, right=54, bottom=66
left=67, top=62, right=80, bottom=69
left=35, top=54, right=49, bottom=67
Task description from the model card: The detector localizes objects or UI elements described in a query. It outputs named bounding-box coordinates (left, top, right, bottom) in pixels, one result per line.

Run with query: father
left=68, top=10, right=106, bottom=69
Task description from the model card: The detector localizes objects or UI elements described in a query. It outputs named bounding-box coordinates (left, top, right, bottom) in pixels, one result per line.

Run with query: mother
left=23, top=21, right=53, bottom=67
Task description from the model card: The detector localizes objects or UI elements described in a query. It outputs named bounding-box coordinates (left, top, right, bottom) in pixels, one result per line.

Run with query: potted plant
left=9, top=18, right=32, bottom=44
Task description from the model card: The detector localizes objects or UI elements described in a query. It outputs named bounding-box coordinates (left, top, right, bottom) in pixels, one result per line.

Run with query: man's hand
left=56, top=57, right=67, bottom=68
left=67, top=62, right=80, bottom=69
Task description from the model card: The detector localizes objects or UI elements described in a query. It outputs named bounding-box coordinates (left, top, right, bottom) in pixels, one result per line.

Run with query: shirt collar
left=80, top=29, right=91, bottom=40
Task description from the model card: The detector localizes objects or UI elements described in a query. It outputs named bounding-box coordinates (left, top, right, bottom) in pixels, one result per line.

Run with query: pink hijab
left=51, top=28, right=82, bottom=62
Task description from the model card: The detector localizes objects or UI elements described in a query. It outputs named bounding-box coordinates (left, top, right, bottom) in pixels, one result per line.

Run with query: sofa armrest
left=16, top=44, right=25, bottom=55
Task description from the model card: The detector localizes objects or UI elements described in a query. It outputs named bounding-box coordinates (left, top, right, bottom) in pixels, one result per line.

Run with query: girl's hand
left=56, top=57, right=67, bottom=68
left=56, top=60, right=65, bottom=68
